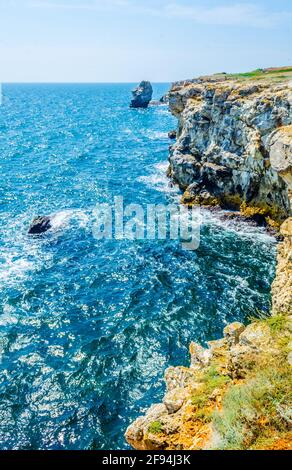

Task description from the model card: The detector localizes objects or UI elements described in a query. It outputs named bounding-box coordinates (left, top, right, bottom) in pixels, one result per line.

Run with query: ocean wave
left=138, top=161, right=180, bottom=194
left=50, top=209, right=90, bottom=231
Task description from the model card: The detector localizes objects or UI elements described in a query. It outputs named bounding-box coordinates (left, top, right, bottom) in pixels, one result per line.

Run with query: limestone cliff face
left=125, top=71, right=292, bottom=451
left=168, top=75, right=292, bottom=224
left=272, top=218, right=292, bottom=316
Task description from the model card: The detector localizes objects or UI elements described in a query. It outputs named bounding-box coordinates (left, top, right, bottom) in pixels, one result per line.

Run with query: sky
left=0, top=0, right=291, bottom=82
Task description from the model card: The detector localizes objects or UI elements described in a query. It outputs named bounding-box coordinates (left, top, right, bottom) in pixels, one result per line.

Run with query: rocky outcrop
left=28, top=216, right=52, bottom=235
left=126, top=313, right=292, bottom=450
left=168, top=75, right=292, bottom=225
left=125, top=70, right=292, bottom=451
left=168, top=130, right=177, bottom=140
left=130, top=81, right=153, bottom=109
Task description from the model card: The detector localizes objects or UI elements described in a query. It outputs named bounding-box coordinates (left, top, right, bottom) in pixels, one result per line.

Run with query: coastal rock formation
left=28, top=216, right=52, bottom=235
left=126, top=312, right=292, bottom=450
left=126, top=69, right=292, bottom=451
left=272, top=218, right=292, bottom=315
left=168, top=130, right=177, bottom=140
left=160, top=93, right=169, bottom=104
left=168, top=73, right=292, bottom=225
left=130, top=81, right=153, bottom=109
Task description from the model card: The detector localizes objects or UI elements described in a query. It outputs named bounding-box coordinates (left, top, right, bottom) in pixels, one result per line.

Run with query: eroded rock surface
left=130, top=81, right=153, bottom=109
left=168, top=75, right=292, bottom=225
left=28, top=216, right=52, bottom=235
left=125, top=315, right=292, bottom=450
left=272, top=218, right=292, bottom=315
left=125, top=71, right=292, bottom=451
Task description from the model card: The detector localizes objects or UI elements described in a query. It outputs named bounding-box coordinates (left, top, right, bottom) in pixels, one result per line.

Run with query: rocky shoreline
left=125, top=69, right=292, bottom=451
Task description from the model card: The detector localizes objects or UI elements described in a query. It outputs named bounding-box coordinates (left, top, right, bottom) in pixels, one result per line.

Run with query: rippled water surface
left=0, top=84, right=276, bottom=449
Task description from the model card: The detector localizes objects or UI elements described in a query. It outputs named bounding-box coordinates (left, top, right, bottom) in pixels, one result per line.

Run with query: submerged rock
left=130, top=81, right=153, bottom=109
left=28, top=216, right=52, bottom=235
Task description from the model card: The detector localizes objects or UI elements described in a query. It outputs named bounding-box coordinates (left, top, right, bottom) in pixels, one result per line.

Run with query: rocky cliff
left=125, top=69, right=292, bottom=451
left=168, top=70, right=292, bottom=226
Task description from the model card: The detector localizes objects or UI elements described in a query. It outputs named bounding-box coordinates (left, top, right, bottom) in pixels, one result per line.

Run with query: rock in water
left=130, top=81, right=153, bottom=108
left=168, top=130, right=177, bottom=140
left=28, top=216, right=52, bottom=235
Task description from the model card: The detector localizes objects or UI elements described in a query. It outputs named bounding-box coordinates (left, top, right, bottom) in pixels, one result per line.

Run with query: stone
left=269, top=126, right=292, bottom=186
left=168, top=130, right=177, bottom=140
left=160, top=93, right=169, bottom=104
left=272, top=217, right=292, bottom=315
left=28, top=216, right=52, bottom=235
left=125, top=403, right=168, bottom=450
left=163, top=388, right=187, bottom=414
left=223, top=322, right=246, bottom=346
left=189, top=342, right=212, bottom=369
left=165, top=366, right=198, bottom=391
left=130, top=81, right=153, bottom=109
left=228, top=322, right=275, bottom=378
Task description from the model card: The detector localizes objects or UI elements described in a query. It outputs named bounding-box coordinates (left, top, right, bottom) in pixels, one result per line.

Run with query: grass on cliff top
left=249, top=311, right=289, bottom=335
left=213, top=359, right=292, bottom=450
left=228, top=66, right=292, bottom=81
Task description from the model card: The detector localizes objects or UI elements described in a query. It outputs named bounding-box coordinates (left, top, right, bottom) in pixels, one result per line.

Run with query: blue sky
left=0, top=0, right=291, bottom=82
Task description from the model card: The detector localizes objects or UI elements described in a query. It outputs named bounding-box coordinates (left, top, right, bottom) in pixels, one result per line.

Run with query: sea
left=0, top=83, right=276, bottom=449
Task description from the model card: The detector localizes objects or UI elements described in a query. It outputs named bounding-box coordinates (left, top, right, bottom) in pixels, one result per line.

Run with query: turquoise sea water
left=0, top=84, right=276, bottom=449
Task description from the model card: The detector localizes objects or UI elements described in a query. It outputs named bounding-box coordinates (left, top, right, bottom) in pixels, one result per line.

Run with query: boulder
left=130, top=81, right=153, bottom=109
left=189, top=342, right=212, bottom=369
left=168, top=130, right=177, bottom=140
left=163, top=388, right=187, bottom=414
left=223, top=322, right=246, bottom=346
left=28, top=216, right=52, bottom=235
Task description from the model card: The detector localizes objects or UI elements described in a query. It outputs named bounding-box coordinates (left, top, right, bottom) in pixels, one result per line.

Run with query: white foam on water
left=50, top=209, right=90, bottom=230
left=138, top=161, right=180, bottom=195
left=0, top=254, right=34, bottom=282
left=144, top=130, right=168, bottom=141
left=201, top=208, right=276, bottom=243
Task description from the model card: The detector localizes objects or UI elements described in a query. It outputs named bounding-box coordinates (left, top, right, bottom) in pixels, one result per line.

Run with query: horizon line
left=2, top=81, right=174, bottom=85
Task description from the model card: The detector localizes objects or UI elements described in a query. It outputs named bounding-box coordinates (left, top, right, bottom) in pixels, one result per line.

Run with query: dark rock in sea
left=130, top=81, right=153, bottom=108
left=28, top=216, right=52, bottom=235
left=168, top=130, right=177, bottom=140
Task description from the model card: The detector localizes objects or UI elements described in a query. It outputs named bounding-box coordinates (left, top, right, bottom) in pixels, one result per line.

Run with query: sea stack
left=130, top=81, right=153, bottom=108
left=28, top=216, right=52, bottom=235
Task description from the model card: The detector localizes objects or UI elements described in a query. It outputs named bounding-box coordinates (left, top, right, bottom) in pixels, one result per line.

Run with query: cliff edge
left=168, top=68, right=292, bottom=226
left=125, top=68, right=292, bottom=451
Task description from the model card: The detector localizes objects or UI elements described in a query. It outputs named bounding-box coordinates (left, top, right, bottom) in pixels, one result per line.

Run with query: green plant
left=193, top=409, right=212, bottom=424
left=148, top=421, right=163, bottom=434
left=213, top=361, right=292, bottom=449
left=191, top=366, right=230, bottom=409
left=249, top=312, right=288, bottom=335
left=265, top=314, right=288, bottom=334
